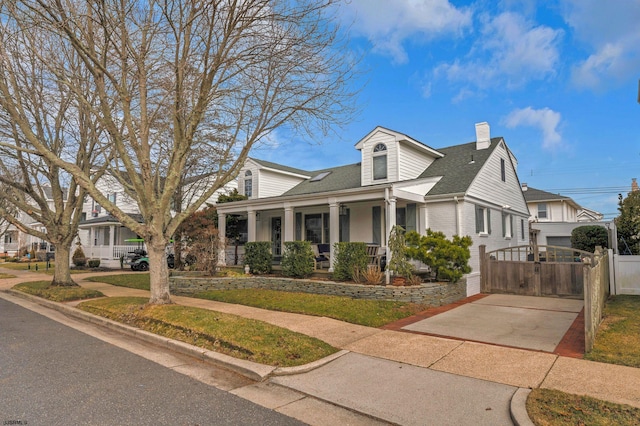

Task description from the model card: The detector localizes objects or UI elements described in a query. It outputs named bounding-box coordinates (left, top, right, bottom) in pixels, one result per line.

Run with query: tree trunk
left=148, top=242, right=172, bottom=304
left=51, top=244, right=76, bottom=286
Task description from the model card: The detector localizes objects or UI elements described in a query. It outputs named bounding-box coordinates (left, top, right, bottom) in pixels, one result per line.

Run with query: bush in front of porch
left=281, top=241, right=314, bottom=278
left=331, top=242, right=368, bottom=281
left=244, top=242, right=272, bottom=274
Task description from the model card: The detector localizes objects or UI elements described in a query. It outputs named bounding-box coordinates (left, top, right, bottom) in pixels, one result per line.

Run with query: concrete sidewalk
left=3, top=267, right=640, bottom=425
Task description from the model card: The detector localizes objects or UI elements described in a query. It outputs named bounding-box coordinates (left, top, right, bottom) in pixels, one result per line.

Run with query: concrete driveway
left=402, top=294, right=584, bottom=352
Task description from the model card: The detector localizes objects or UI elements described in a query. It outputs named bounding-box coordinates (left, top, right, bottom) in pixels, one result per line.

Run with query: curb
left=510, top=388, right=535, bottom=426
left=3, top=289, right=346, bottom=382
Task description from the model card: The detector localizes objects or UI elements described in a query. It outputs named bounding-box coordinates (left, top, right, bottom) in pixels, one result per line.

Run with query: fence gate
left=479, top=245, right=593, bottom=298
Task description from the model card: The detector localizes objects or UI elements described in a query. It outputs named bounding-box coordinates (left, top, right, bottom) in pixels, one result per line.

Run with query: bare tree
left=0, top=25, right=107, bottom=286
left=0, top=0, right=358, bottom=303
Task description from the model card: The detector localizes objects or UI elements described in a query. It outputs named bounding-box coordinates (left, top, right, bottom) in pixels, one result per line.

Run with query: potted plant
left=387, top=225, right=414, bottom=285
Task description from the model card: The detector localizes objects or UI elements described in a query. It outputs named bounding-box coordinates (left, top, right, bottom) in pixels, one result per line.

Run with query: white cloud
left=503, top=107, right=562, bottom=149
left=434, top=12, right=563, bottom=90
left=342, top=0, right=472, bottom=64
left=561, top=0, right=640, bottom=89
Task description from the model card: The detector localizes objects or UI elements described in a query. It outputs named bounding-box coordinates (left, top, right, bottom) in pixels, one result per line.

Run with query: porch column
left=385, top=197, right=397, bottom=285
left=419, top=203, right=428, bottom=235
left=283, top=205, right=294, bottom=242
left=386, top=197, right=397, bottom=243
left=247, top=208, right=257, bottom=242
left=217, top=212, right=227, bottom=267
left=109, top=225, right=115, bottom=259
left=328, top=201, right=340, bottom=272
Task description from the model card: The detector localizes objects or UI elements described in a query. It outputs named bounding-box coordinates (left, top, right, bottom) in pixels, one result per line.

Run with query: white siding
left=238, top=163, right=260, bottom=199
left=529, top=200, right=579, bottom=222
left=348, top=201, right=382, bottom=243
left=467, top=141, right=528, bottom=215
left=360, top=131, right=398, bottom=186
left=425, top=201, right=458, bottom=237
left=258, top=169, right=305, bottom=198
left=398, top=142, right=434, bottom=180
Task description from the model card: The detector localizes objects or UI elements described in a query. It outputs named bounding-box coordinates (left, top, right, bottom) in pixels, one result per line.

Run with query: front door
left=271, top=217, right=282, bottom=257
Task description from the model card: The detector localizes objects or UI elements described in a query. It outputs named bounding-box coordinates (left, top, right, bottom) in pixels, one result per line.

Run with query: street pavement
left=2, top=266, right=640, bottom=425
left=0, top=297, right=303, bottom=426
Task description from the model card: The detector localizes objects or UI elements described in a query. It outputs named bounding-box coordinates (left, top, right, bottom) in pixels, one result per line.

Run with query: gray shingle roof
left=251, top=158, right=311, bottom=177
left=283, top=163, right=362, bottom=196
left=79, top=213, right=145, bottom=226
left=420, top=138, right=503, bottom=196
left=251, top=136, right=504, bottom=198
left=522, top=187, right=572, bottom=202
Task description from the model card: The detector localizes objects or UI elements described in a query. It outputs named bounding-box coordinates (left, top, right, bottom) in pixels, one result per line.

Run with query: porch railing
left=84, top=245, right=146, bottom=260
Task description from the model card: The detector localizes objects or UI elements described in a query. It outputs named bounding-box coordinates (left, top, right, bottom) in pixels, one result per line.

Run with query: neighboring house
left=78, top=172, right=237, bottom=267
left=0, top=186, right=60, bottom=257
left=522, top=184, right=616, bottom=251
left=216, top=123, right=530, bottom=296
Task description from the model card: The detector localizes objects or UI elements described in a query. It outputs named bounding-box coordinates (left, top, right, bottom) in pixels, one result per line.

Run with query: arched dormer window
left=244, top=170, right=253, bottom=197
left=372, top=143, right=387, bottom=180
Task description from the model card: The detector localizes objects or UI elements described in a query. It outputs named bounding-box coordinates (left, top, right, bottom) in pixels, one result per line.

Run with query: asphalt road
left=0, top=298, right=304, bottom=426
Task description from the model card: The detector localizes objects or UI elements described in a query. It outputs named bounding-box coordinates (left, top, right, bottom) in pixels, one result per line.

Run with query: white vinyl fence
left=611, top=252, right=640, bottom=295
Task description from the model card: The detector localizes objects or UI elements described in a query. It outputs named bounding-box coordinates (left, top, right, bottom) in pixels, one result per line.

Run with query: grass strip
left=1, top=261, right=87, bottom=274
left=85, top=273, right=150, bottom=290
left=527, top=388, right=640, bottom=426
left=12, top=281, right=104, bottom=302
left=78, top=297, right=337, bottom=367
left=0, top=273, right=16, bottom=279
left=193, top=288, right=428, bottom=327
left=585, top=295, right=640, bottom=368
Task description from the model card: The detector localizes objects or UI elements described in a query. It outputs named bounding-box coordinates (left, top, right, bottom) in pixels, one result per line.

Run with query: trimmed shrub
left=88, top=259, right=101, bottom=268
left=244, top=241, right=272, bottom=274
left=406, top=229, right=472, bottom=283
left=72, top=246, right=87, bottom=267
left=571, top=225, right=608, bottom=253
left=332, top=242, right=368, bottom=281
left=281, top=241, right=315, bottom=278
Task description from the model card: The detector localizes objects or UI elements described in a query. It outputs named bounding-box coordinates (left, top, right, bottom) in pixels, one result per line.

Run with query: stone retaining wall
left=169, top=275, right=466, bottom=305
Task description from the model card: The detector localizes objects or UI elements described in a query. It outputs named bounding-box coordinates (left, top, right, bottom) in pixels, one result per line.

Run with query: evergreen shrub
left=244, top=241, right=272, bottom=274
left=281, top=241, right=314, bottom=278
left=332, top=242, right=367, bottom=281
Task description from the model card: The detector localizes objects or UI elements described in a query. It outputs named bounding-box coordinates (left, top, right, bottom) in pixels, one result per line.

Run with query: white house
left=78, top=173, right=237, bottom=267
left=216, top=123, right=530, bottom=296
left=0, top=186, right=61, bottom=258
left=522, top=184, right=615, bottom=251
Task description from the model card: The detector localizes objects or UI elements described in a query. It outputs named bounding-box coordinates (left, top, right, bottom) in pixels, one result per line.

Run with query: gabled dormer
left=239, top=158, right=311, bottom=199
left=355, top=127, right=444, bottom=186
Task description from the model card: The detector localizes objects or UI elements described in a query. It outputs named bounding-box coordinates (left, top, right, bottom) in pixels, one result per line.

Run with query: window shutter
left=487, top=209, right=491, bottom=234
left=406, top=203, right=417, bottom=232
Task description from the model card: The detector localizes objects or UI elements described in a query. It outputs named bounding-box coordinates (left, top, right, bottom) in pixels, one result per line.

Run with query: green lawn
left=78, top=297, right=337, bottom=367
left=193, top=288, right=428, bottom=327
left=527, top=388, right=640, bottom=425
left=85, top=273, right=150, bottom=290
left=12, top=281, right=105, bottom=302
left=0, top=261, right=89, bottom=274
left=84, top=274, right=427, bottom=327
left=584, top=295, right=640, bottom=368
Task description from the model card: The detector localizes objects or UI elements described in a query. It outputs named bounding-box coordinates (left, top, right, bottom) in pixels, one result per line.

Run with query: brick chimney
left=475, top=122, right=490, bottom=150
left=632, top=178, right=639, bottom=192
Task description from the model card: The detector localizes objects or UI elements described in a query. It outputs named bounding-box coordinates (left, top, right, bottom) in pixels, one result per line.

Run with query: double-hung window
left=475, top=205, right=491, bottom=235
left=538, top=203, right=547, bottom=219
left=372, top=143, right=387, bottom=180
left=502, top=213, right=513, bottom=238
left=244, top=170, right=253, bottom=197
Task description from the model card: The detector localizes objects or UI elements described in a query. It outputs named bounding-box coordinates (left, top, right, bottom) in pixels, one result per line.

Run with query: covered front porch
left=215, top=183, right=435, bottom=272
left=78, top=214, right=144, bottom=267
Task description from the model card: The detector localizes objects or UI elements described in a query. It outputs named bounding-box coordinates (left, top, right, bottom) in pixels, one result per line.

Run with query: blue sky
left=252, top=0, right=640, bottom=220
